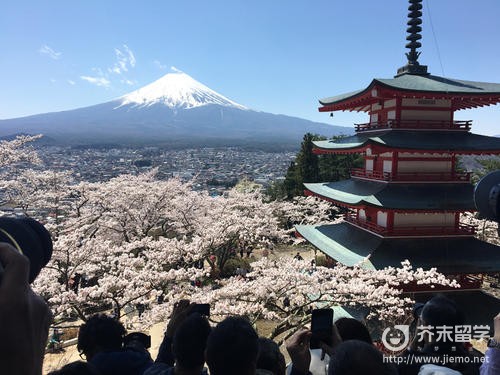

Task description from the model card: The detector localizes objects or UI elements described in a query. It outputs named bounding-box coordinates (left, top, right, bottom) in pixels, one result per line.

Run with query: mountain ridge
left=0, top=72, right=351, bottom=147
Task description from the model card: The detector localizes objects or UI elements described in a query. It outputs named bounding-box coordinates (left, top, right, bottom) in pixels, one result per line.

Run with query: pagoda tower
left=296, top=0, right=500, bottom=318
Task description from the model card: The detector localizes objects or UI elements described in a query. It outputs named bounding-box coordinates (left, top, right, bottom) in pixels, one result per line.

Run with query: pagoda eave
left=295, top=223, right=500, bottom=274
left=304, top=180, right=475, bottom=211
left=312, top=131, right=500, bottom=155
left=319, top=76, right=500, bottom=112
left=304, top=188, right=471, bottom=213
left=313, top=145, right=500, bottom=156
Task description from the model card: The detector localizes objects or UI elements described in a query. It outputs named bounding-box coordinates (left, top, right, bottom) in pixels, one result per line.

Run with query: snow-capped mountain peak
left=119, top=72, right=247, bottom=110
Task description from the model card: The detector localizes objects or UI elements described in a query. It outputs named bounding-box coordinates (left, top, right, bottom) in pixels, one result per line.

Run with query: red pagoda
left=296, top=0, right=500, bottom=319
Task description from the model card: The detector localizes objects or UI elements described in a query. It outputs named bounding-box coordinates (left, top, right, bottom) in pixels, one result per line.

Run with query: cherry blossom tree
left=28, top=169, right=334, bottom=321
left=0, top=138, right=460, bottom=334
left=0, top=134, right=41, bottom=168
left=142, top=257, right=457, bottom=341
left=461, top=212, right=500, bottom=245
left=1, top=169, right=74, bottom=227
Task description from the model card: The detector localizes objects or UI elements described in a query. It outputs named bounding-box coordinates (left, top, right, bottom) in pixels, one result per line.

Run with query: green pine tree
left=266, top=133, right=363, bottom=200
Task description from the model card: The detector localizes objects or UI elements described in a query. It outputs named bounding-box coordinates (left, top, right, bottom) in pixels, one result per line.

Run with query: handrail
left=354, top=120, right=472, bottom=132
left=402, top=274, right=483, bottom=292
left=344, top=213, right=476, bottom=236
left=350, top=168, right=471, bottom=182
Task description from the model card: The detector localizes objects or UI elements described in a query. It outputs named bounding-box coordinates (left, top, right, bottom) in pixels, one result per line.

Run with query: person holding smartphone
left=286, top=309, right=342, bottom=375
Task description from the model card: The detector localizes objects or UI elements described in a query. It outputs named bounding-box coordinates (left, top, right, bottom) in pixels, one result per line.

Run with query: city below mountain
left=0, top=72, right=350, bottom=148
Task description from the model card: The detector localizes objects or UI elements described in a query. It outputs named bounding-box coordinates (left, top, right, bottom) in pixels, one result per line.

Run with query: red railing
left=351, top=168, right=390, bottom=180
left=350, top=168, right=471, bottom=182
left=394, top=171, right=471, bottom=182
left=354, top=120, right=472, bottom=132
left=389, top=223, right=476, bottom=236
left=344, top=212, right=385, bottom=233
left=402, top=274, right=483, bottom=292
left=344, top=213, right=476, bottom=236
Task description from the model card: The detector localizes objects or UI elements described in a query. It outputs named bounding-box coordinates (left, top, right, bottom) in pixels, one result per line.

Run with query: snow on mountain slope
left=119, top=72, right=248, bottom=110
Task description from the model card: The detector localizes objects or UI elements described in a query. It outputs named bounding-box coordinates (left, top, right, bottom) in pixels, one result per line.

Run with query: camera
left=0, top=217, right=53, bottom=283
left=474, top=170, right=500, bottom=222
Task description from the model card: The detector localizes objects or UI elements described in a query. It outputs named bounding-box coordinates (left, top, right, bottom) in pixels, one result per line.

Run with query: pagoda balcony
left=344, top=213, right=476, bottom=237
left=354, top=119, right=472, bottom=132
left=401, top=274, right=483, bottom=292
left=351, top=168, right=471, bottom=182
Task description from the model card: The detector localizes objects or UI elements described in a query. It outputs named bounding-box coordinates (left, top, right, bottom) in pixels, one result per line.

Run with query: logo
left=381, top=325, right=410, bottom=352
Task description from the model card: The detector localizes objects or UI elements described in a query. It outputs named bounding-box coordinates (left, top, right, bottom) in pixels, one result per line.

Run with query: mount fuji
left=0, top=72, right=349, bottom=147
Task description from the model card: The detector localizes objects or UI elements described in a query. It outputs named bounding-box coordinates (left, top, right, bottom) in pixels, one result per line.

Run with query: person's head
left=47, top=361, right=100, bottom=375
left=77, top=314, right=126, bottom=361
left=334, top=317, right=373, bottom=345
left=420, top=295, right=463, bottom=327
left=328, top=340, right=396, bottom=375
left=206, top=316, right=259, bottom=375
left=256, top=338, right=286, bottom=375
left=173, top=313, right=211, bottom=371
left=420, top=295, right=464, bottom=345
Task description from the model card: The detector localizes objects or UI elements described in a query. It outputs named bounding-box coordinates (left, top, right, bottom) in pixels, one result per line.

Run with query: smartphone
left=310, top=308, right=334, bottom=349
left=191, top=303, right=210, bottom=316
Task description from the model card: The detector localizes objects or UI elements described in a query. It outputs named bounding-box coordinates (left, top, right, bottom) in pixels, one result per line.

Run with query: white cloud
left=110, top=45, right=136, bottom=75
left=68, top=80, right=76, bottom=85
left=154, top=60, right=167, bottom=70
left=171, top=66, right=183, bottom=73
left=80, top=44, right=135, bottom=89
left=50, top=78, right=56, bottom=83
left=123, top=45, right=136, bottom=67
left=121, top=79, right=137, bottom=86
left=80, top=75, right=111, bottom=88
left=39, top=44, right=62, bottom=60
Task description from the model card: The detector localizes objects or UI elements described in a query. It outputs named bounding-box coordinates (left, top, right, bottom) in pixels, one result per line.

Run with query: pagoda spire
left=397, top=0, right=429, bottom=76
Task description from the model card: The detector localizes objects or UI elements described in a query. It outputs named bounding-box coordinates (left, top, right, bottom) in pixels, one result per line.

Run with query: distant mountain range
left=0, top=72, right=350, bottom=148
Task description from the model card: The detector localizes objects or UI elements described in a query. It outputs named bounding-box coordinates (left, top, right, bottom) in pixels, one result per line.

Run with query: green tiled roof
left=296, top=223, right=500, bottom=273
left=296, top=223, right=379, bottom=269
left=320, top=73, right=500, bottom=105
left=313, top=131, right=500, bottom=152
left=377, top=74, right=500, bottom=94
left=305, top=180, right=474, bottom=210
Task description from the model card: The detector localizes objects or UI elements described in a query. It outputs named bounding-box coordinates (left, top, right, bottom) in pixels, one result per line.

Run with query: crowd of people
left=1, top=241, right=500, bottom=375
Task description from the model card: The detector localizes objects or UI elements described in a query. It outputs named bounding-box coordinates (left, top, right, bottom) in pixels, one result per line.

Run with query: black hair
left=77, top=314, right=126, bottom=360
left=256, top=338, right=285, bottom=375
left=334, top=317, right=373, bottom=345
left=206, top=316, right=259, bottom=375
left=328, top=340, right=397, bottom=375
left=421, top=294, right=464, bottom=327
left=47, top=361, right=100, bottom=375
left=172, top=313, right=211, bottom=369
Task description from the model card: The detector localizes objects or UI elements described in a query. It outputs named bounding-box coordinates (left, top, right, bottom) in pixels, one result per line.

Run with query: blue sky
left=1, top=0, right=500, bottom=135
